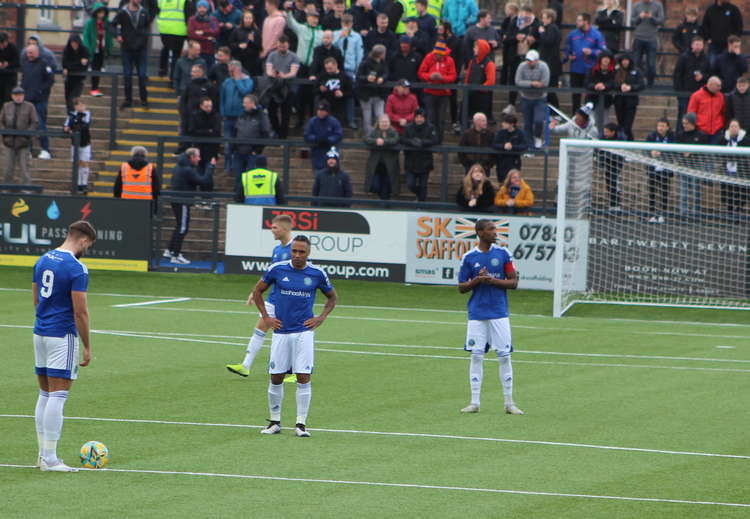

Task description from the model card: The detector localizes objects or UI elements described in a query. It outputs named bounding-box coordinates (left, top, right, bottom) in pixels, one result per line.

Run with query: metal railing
left=0, top=128, right=80, bottom=194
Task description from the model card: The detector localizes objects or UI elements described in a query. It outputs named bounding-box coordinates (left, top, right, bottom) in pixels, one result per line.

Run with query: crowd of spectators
left=0, top=0, right=748, bottom=219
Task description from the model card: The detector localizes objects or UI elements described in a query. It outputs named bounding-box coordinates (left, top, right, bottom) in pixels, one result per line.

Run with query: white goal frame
left=553, top=138, right=750, bottom=317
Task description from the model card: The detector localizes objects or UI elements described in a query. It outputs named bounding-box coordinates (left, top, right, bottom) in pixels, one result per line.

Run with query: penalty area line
left=0, top=464, right=748, bottom=508
left=1, top=414, right=748, bottom=460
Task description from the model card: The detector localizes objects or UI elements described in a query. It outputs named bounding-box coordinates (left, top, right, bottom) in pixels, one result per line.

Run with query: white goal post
left=553, top=139, right=750, bottom=317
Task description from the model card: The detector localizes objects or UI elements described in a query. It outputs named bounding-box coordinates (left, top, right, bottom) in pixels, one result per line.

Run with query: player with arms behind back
left=32, top=220, right=97, bottom=472
left=251, top=235, right=337, bottom=437
left=458, top=219, right=524, bottom=415
left=226, top=214, right=294, bottom=377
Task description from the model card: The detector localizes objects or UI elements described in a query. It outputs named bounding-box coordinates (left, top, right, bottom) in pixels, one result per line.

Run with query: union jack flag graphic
left=453, top=217, right=510, bottom=245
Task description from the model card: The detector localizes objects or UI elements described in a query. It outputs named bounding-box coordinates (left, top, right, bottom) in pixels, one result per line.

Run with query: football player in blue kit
left=31, top=220, right=97, bottom=472
left=252, top=235, right=337, bottom=437
left=226, top=214, right=295, bottom=377
left=458, top=219, right=524, bottom=415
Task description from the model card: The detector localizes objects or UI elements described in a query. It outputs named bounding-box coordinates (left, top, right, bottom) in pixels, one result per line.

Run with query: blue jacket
left=21, top=57, right=54, bottom=103
left=220, top=76, right=254, bottom=117
left=564, top=27, right=606, bottom=74
left=333, top=29, right=364, bottom=78
left=441, top=0, right=478, bottom=38
left=304, top=115, right=343, bottom=170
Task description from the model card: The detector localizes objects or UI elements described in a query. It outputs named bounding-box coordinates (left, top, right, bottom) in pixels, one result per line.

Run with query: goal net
left=553, top=139, right=750, bottom=317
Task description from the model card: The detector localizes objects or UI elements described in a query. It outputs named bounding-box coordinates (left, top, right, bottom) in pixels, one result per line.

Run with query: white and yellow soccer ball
left=80, top=441, right=109, bottom=469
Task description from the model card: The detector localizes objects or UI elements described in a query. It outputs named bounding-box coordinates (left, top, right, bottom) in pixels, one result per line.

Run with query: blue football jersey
left=458, top=244, right=514, bottom=320
left=267, top=240, right=292, bottom=305
left=262, top=261, right=333, bottom=334
left=33, top=249, right=89, bottom=337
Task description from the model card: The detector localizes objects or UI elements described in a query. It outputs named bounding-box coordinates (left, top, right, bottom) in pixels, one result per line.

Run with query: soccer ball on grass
left=80, top=441, right=109, bottom=468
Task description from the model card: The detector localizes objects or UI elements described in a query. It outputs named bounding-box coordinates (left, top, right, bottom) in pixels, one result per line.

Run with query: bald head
left=473, top=112, right=487, bottom=130
left=26, top=44, right=39, bottom=60
left=707, top=76, right=722, bottom=93
left=322, top=30, right=333, bottom=46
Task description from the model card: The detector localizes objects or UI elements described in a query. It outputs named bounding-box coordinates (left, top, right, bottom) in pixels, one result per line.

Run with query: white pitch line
left=111, top=297, right=191, bottom=308
left=0, top=463, right=748, bottom=508
left=73, top=330, right=750, bottom=373
left=1, top=414, right=749, bottom=461
left=716, top=346, right=737, bottom=350
left=3, top=286, right=750, bottom=329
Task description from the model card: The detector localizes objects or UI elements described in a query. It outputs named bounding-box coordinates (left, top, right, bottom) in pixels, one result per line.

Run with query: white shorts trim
left=72, top=145, right=92, bottom=162
left=268, top=330, right=314, bottom=374
left=258, top=301, right=276, bottom=319
left=464, top=318, right=513, bottom=356
left=34, top=333, right=79, bottom=380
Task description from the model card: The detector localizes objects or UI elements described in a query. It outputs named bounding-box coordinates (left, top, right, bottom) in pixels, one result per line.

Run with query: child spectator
left=385, top=79, right=418, bottom=134
left=62, top=35, right=90, bottom=113
left=672, top=7, right=704, bottom=54
left=356, top=44, right=389, bottom=135
left=455, top=164, right=495, bottom=212
left=315, top=57, right=353, bottom=123
left=402, top=108, right=438, bottom=201
left=613, top=53, right=645, bottom=141
left=495, top=169, right=535, bottom=213
left=549, top=102, right=598, bottom=139
left=719, top=119, right=750, bottom=216
left=645, top=118, right=675, bottom=223
left=188, top=0, right=220, bottom=68
left=364, top=114, right=401, bottom=199
left=64, top=98, right=93, bottom=194
left=81, top=3, right=112, bottom=97
left=492, top=113, right=527, bottom=183
left=229, top=10, right=262, bottom=76
left=595, top=0, right=624, bottom=53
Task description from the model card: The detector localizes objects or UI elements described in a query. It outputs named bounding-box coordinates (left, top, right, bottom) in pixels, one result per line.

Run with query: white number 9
left=40, top=270, right=54, bottom=298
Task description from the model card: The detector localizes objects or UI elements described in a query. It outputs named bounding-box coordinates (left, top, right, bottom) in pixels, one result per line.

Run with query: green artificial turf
left=1, top=266, right=748, bottom=518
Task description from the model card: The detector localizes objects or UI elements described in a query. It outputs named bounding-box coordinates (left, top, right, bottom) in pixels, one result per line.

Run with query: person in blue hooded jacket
left=220, top=60, right=253, bottom=159
left=304, top=100, right=343, bottom=171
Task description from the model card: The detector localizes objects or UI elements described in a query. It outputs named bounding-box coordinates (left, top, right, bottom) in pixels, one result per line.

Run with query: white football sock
left=43, top=390, right=68, bottom=463
left=469, top=353, right=484, bottom=406
left=498, top=355, right=514, bottom=405
left=35, top=390, right=49, bottom=456
left=242, top=329, right=266, bottom=370
left=268, top=382, right=284, bottom=421
left=295, top=382, right=311, bottom=425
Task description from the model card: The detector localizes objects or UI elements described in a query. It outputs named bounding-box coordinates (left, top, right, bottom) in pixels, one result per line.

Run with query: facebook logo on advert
left=442, top=267, right=454, bottom=280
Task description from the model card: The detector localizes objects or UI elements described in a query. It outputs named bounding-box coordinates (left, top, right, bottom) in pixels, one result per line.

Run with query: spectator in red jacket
left=464, top=39, right=496, bottom=128
left=418, top=41, right=457, bottom=143
left=687, top=75, right=726, bottom=143
left=385, top=79, right=419, bottom=134
left=188, top=0, right=220, bottom=68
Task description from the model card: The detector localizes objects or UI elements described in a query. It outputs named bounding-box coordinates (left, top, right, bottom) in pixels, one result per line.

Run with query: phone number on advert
left=513, top=224, right=577, bottom=262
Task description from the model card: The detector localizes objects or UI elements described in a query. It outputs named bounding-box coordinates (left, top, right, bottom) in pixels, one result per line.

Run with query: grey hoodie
left=630, top=0, right=665, bottom=43
left=515, top=60, right=550, bottom=100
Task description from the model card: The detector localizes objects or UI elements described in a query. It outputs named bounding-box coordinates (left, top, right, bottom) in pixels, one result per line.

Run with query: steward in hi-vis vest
left=114, top=146, right=161, bottom=202
left=236, top=155, right=287, bottom=205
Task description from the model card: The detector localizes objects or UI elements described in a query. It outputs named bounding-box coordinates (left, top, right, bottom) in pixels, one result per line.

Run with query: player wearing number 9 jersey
left=457, top=219, right=524, bottom=416
left=31, top=220, right=96, bottom=472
